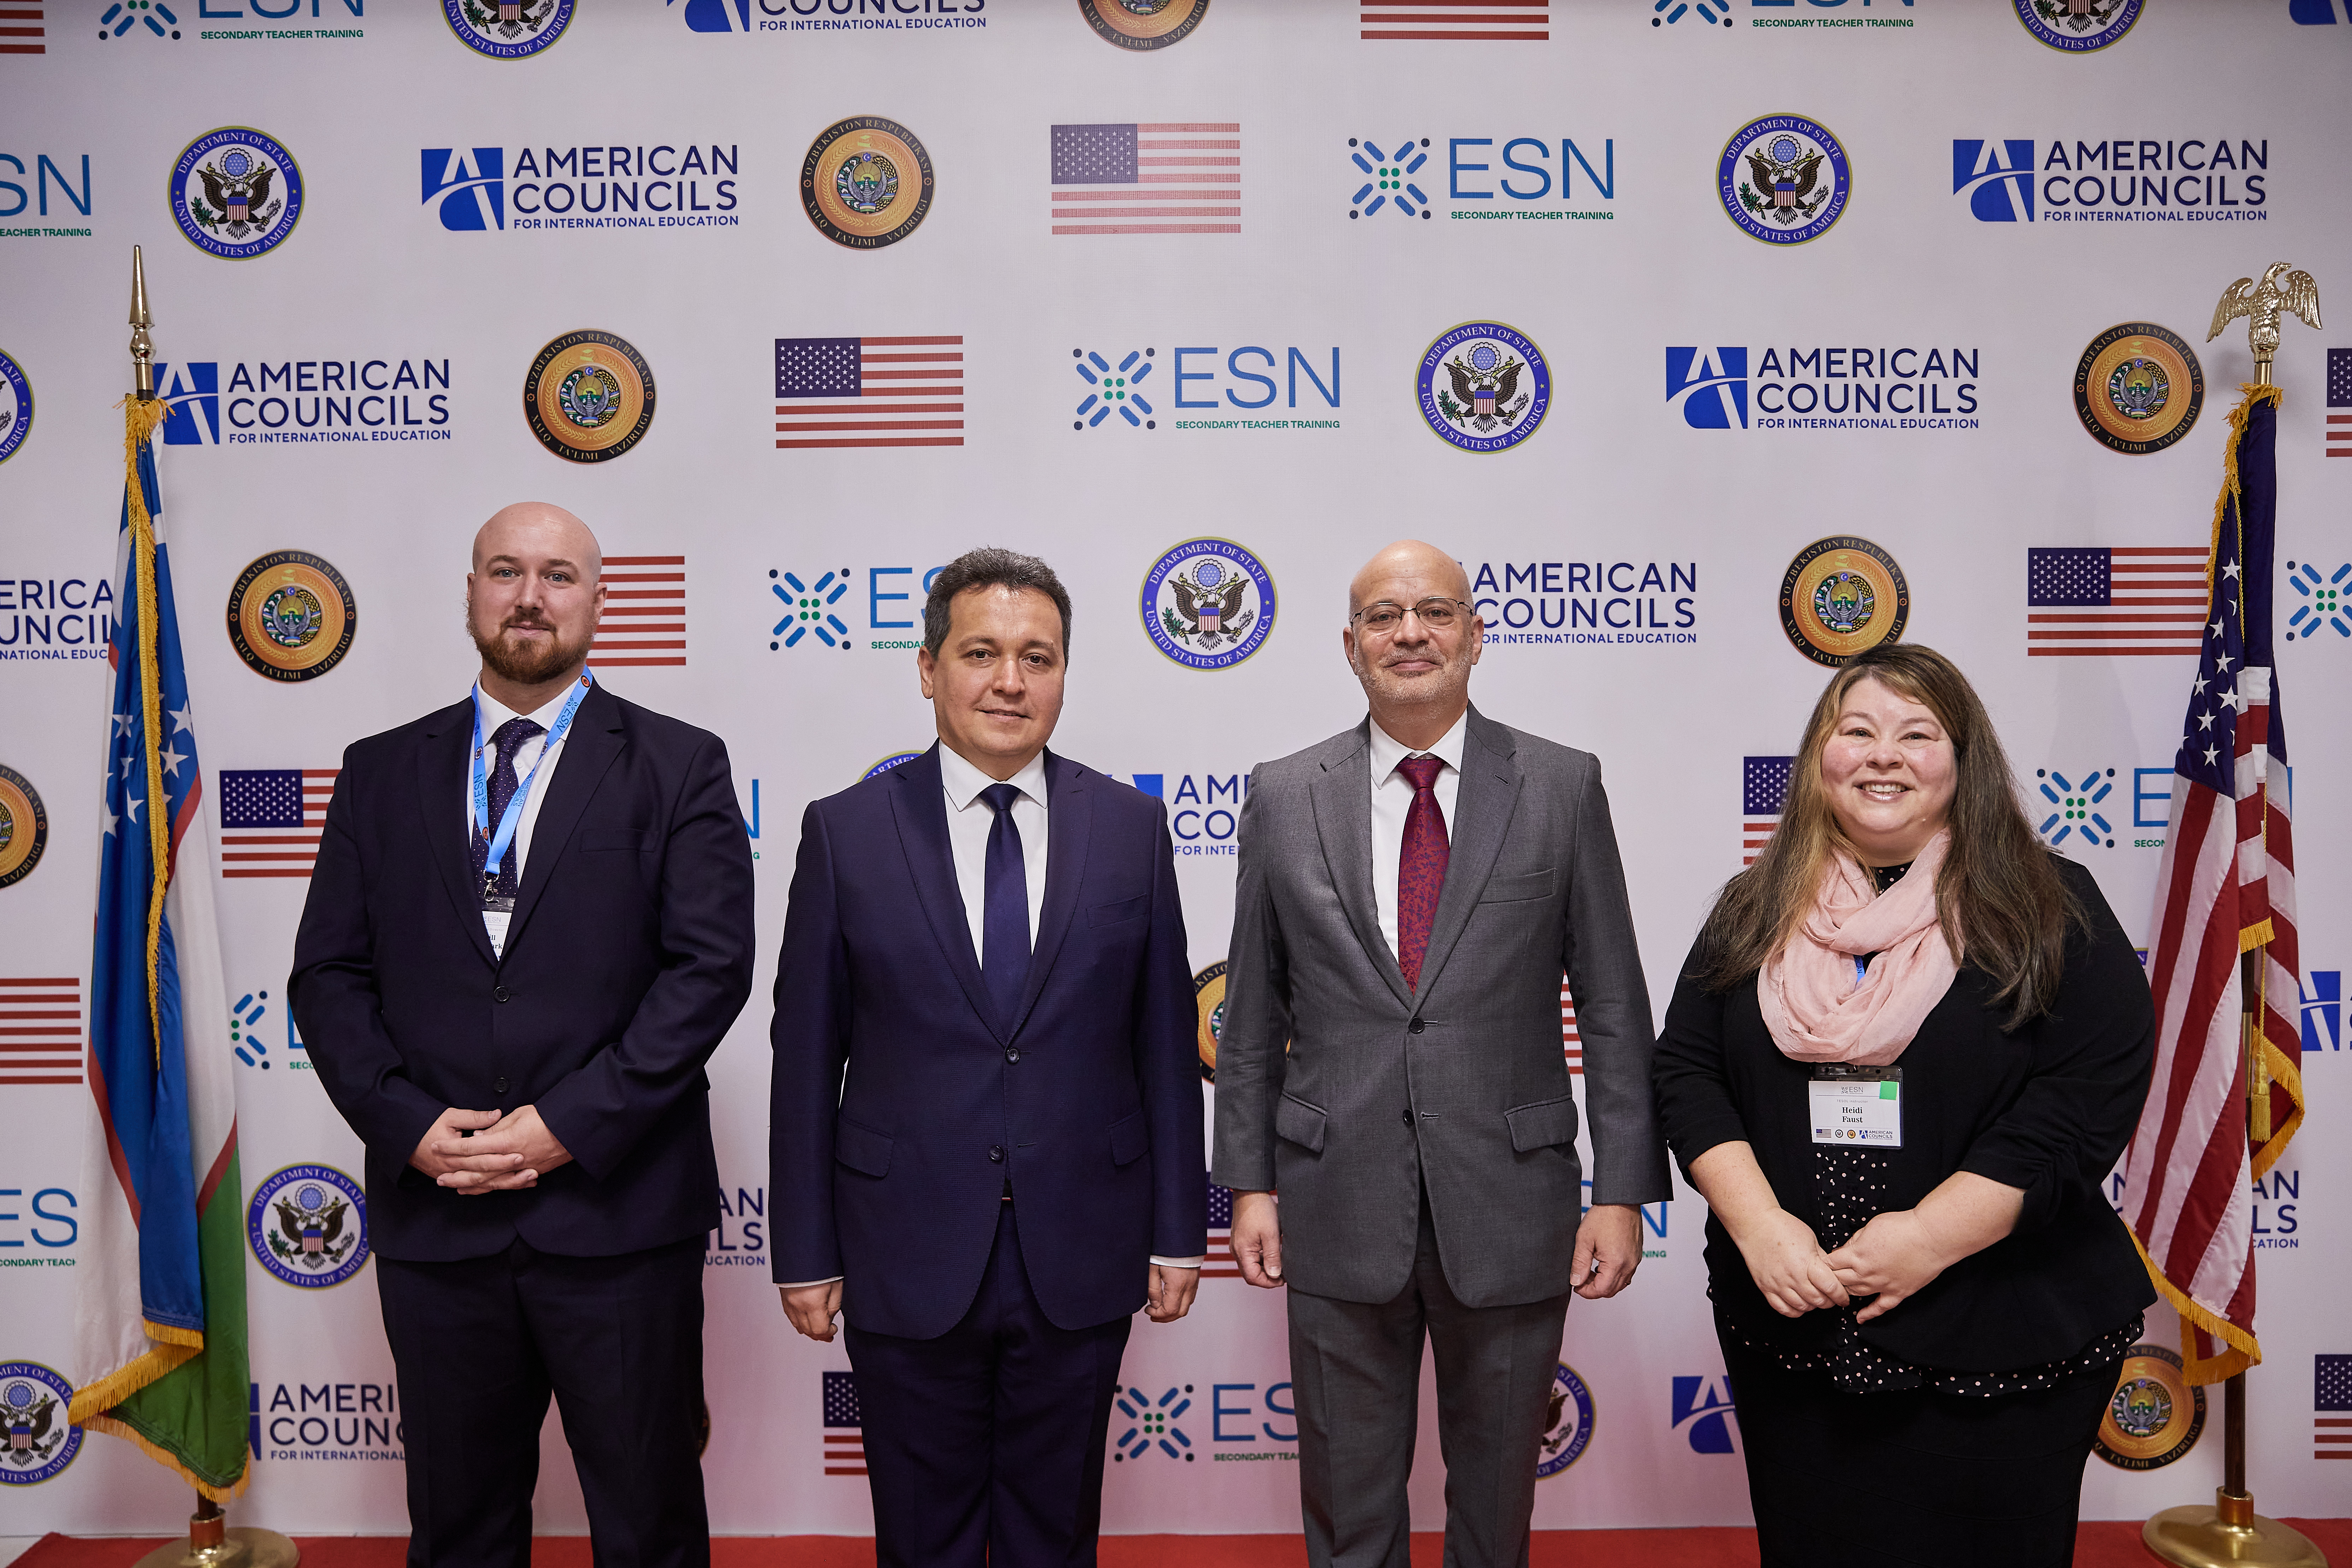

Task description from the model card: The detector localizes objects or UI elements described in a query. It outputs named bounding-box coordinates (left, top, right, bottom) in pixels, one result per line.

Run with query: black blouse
left=1653, top=853, right=2158, bottom=1374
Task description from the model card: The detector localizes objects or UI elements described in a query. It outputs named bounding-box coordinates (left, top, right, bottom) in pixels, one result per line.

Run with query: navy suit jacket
left=290, top=682, right=756, bottom=1262
left=770, top=745, right=1206, bottom=1338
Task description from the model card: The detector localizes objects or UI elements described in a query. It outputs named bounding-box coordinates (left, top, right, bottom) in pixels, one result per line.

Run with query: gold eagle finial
left=2207, top=262, right=2323, bottom=385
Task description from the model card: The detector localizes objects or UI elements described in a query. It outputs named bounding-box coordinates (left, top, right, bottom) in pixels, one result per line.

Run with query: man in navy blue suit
left=771, top=547, right=1205, bottom=1568
left=292, top=502, right=755, bottom=1568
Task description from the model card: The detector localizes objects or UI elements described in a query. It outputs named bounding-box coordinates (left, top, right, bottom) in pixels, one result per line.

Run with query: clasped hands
left=1734, top=1206, right=1953, bottom=1323
left=411, top=1104, right=572, bottom=1194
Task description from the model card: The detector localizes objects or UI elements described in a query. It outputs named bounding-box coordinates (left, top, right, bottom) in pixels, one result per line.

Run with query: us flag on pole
left=775, top=337, right=964, bottom=449
left=1051, top=124, right=1240, bottom=236
left=821, top=1370, right=865, bottom=1476
left=591, top=555, right=686, bottom=666
left=1741, top=755, right=1791, bottom=868
left=2025, top=546, right=2209, bottom=655
left=1202, top=1175, right=1240, bottom=1279
left=218, top=769, right=336, bottom=879
left=2120, top=385, right=2301, bottom=1385
left=1361, top=0, right=1549, bottom=41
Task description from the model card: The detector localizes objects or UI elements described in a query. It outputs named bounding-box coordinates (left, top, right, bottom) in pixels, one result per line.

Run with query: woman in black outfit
left=1653, top=643, right=2156, bottom=1567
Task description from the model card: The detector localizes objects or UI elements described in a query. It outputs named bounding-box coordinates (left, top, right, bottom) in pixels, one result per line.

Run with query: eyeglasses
left=1350, top=597, right=1472, bottom=635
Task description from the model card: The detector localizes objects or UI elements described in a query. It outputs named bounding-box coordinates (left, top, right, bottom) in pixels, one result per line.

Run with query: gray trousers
left=1285, top=1193, right=1572, bottom=1568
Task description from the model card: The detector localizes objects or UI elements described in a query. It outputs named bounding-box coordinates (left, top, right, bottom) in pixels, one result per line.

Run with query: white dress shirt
left=1367, top=711, right=1467, bottom=962
left=466, top=682, right=582, bottom=958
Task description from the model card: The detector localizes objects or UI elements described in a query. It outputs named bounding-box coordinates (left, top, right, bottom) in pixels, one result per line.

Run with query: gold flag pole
left=2141, top=263, right=2324, bottom=1568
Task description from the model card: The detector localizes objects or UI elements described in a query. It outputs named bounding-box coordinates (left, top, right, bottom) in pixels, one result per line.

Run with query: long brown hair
left=1697, top=643, right=2080, bottom=1028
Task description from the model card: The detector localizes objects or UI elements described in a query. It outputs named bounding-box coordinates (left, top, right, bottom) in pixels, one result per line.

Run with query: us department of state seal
left=1719, top=114, right=1850, bottom=246
left=2014, top=0, right=2140, bottom=54
left=861, top=751, right=923, bottom=782
left=1416, top=322, right=1551, bottom=454
left=2073, top=322, right=2203, bottom=456
left=525, top=329, right=655, bottom=463
left=1143, top=538, right=1276, bottom=670
left=248, top=1163, right=371, bottom=1290
left=0, top=764, right=49, bottom=890
left=169, top=126, right=303, bottom=261
left=0, top=347, right=31, bottom=467
left=444, top=0, right=574, bottom=59
left=1193, top=961, right=1227, bottom=1082
left=1535, top=1363, right=1596, bottom=1478
left=2094, top=1343, right=2204, bottom=1470
left=228, top=550, right=357, bottom=682
left=0, top=1363, right=80, bottom=1486
left=1780, top=537, right=1908, bottom=667
left=1079, top=0, right=1208, bottom=51
left=802, top=117, right=934, bottom=250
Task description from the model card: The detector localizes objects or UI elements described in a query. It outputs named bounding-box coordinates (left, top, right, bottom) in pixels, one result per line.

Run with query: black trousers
left=845, top=1201, right=1133, bottom=1568
left=376, top=1234, right=708, bottom=1568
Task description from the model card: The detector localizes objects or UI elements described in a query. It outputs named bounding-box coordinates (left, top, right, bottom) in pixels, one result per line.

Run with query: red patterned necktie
left=1395, top=755, right=1449, bottom=991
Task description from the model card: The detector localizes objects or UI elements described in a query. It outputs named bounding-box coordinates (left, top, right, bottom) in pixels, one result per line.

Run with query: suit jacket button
left=1408, top=1018, right=1426, bottom=1034
left=1402, top=1108, right=1414, bottom=1128
left=1005, top=1047, right=1020, bottom=1063
left=494, top=985, right=511, bottom=1003
left=989, top=1146, right=1005, bottom=1163
left=494, top=1077, right=509, bottom=1095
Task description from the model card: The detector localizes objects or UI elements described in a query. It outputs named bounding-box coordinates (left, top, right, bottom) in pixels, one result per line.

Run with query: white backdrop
left=1, top=0, right=2347, bottom=1537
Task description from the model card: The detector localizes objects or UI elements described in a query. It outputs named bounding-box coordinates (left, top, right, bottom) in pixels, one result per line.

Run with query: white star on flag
left=123, top=792, right=144, bottom=824
left=169, top=702, right=195, bottom=732
left=160, top=742, right=190, bottom=777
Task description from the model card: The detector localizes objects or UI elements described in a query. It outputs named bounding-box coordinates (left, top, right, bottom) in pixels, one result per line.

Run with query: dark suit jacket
left=290, top=682, right=756, bottom=1262
left=769, top=745, right=1206, bottom=1339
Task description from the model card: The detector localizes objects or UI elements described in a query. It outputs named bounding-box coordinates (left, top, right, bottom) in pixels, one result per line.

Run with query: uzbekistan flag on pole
left=69, top=396, right=250, bottom=1497
left=2120, top=382, right=2301, bottom=1386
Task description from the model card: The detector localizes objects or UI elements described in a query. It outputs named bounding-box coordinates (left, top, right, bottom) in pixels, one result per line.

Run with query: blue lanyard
left=471, top=672, right=592, bottom=886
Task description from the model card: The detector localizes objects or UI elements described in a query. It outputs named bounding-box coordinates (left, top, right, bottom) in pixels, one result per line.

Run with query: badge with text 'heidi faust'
left=2073, top=323, right=2203, bottom=456
left=1779, top=536, right=1908, bottom=668
left=2094, top=1343, right=2205, bottom=1470
left=227, top=550, right=357, bottom=682
left=525, top=329, right=655, bottom=462
left=802, top=117, right=933, bottom=250
left=1808, top=1065, right=1901, bottom=1148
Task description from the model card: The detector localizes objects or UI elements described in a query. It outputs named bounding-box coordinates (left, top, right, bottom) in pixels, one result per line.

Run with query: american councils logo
left=802, top=117, right=933, bottom=250
left=1193, top=961, right=1226, bottom=1082
left=2073, top=323, right=2203, bottom=456
left=525, top=330, right=656, bottom=462
left=170, top=128, right=303, bottom=260
left=1080, top=0, right=1207, bottom=51
left=1536, top=1362, right=1594, bottom=1478
left=0, top=765, right=50, bottom=890
left=1779, top=537, right=1908, bottom=667
left=2094, top=1343, right=2205, bottom=1469
left=445, top=0, right=574, bottom=58
left=2014, top=0, right=2140, bottom=53
left=1143, top=540, right=1275, bottom=671
left=1417, top=322, right=1550, bottom=454
left=0, top=1363, right=79, bottom=1486
left=248, top=1163, right=369, bottom=1289
left=1718, top=115, right=1850, bottom=246
left=227, top=551, right=357, bottom=682
left=0, top=348, right=31, bottom=466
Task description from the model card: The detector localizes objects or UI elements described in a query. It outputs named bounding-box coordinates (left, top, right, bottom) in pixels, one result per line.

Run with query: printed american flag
left=2026, top=546, right=2209, bottom=655
left=1051, top=124, right=1240, bottom=237
left=593, top=555, right=686, bottom=666
left=2328, top=349, right=2350, bottom=457
left=2120, top=387, right=2300, bottom=1386
left=1743, top=756, right=1792, bottom=868
left=0, top=975, right=81, bottom=1086
left=821, top=1370, right=865, bottom=1476
left=1560, top=978, right=1581, bottom=1075
left=775, top=337, right=964, bottom=449
left=2320, top=1355, right=2352, bottom=1458
left=1203, top=1175, right=1240, bottom=1279
left=2, top=2, right=43, bottom=52
left=1361, top=0, right=1548, bottom=41
left=218, top=769, right=335, bottom=879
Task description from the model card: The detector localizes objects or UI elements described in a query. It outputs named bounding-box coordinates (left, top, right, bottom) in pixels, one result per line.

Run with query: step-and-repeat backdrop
left=2, top=0, right=2348, bottom=1538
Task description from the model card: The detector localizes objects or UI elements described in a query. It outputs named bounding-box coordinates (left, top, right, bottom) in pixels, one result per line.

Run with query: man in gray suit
left=1212, top=539, right=1667, bottom=1568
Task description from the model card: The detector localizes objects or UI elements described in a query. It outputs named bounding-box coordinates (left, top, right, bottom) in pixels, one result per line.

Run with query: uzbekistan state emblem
left=0, top=348, right=30, bottom=466
left=2013, top=0, right=2140, bottom=53
left=1718, top=115, right=1849, bottom=246
left=170, top=128, right=303, bottom=260
left=0, top=1363, right=79, bottom=1486
left=2094, top=1343, right=2205, bottom=1470
left=526, top=330, right=656, bottom=462
left=1416, top=322, right=1551, bottom=454
left=248, top=1163, right=371, bottom=1289
left=0, top=764, right=49, bottom=890
left=1779, top=537, right=1909, bottom=667
left=1143, top=540, right=1276, bottom=671
left=802, top=117, right=934, bottom=250
left=2073, top=323, right=2203, bottom=455
left=227, top=551, right=358, bottom=682
left=1535, top=1363, right=1595, bottom=1478
left=444, top=0, right=574, bottom=58
left=1079, top=0, right=1208, bottom=51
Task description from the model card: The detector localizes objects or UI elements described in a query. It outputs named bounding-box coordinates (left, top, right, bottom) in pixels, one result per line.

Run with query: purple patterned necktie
left=1395, top=755, right=1449, bottom=991
left=470, top=716, right=543, bottom=903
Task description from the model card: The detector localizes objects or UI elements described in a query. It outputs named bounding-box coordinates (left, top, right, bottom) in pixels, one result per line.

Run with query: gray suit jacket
left=1210, top=705, right=1669, bottom=1308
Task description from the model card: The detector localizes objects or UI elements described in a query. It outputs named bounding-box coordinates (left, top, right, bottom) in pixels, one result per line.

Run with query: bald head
left=472, top=502, right=601, bottom=582
left=1348, top=539, right=1470, bottom=617
left=466, top=502, right=606, bottom=705
left=1341, top=539, right=1482, bottom=750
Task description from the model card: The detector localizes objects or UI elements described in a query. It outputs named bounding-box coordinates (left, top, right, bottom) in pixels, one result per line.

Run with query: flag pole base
left=2144, top=1490, right=2327, bottom=1568
left=133, top=1504, right=300, bottom=1568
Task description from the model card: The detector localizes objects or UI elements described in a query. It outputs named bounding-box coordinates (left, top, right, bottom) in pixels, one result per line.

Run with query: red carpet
left=13, top=1521, right=2351, bottom=1568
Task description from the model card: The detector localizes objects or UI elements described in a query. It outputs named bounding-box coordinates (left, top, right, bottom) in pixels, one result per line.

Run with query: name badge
left=1809, top=1065, right=1902, bottom=1148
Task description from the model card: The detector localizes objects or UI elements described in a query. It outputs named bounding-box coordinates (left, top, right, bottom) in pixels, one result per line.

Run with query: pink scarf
left=1757, top=831, right=1958, bottom=1066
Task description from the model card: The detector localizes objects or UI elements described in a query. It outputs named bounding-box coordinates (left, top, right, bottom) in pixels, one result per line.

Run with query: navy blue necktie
left=470, top=716, right=543, bottom=903
left=979, top=782, right=1030, bottom=1026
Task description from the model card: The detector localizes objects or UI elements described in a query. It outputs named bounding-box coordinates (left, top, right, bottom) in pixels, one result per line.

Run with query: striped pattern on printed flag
left=1361, top=0, right=1548, bottom=42
left=821, top=1370, right=865, bottom=1476
left=594, top=555, right=686, bottom=666
left=219, top=770, right=336, bottom=879
left=2, top=3, right=45, bottom=52
left=1561, top=979, right=1581, bottom=1075
left=0, top=975, right=81, bottom=1085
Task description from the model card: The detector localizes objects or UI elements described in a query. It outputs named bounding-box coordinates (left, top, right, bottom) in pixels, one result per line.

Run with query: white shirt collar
left=1367, top=710, right=1468, bottom=781
left=937, top=742, right=1050, bottom=812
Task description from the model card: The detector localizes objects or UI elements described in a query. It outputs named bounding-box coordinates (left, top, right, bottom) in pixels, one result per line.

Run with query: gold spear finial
left=129, top=244, right=155, bottom=400
left=2207, top=262, right=2323, bottom=387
